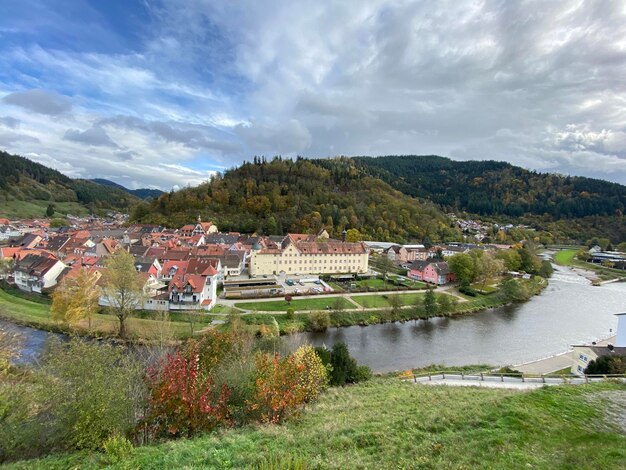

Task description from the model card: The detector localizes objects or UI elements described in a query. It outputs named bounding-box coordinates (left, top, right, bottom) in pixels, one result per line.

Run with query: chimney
left=615, top=313, right=626, bottom=348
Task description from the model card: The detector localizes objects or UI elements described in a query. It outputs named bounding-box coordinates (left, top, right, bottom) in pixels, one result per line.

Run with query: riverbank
left=7, top=378, right=625, bottom=469
left=0, top=277, right=548, bottom=339
left=0, top=288, right=218, bottom=343
left=554, top=249, right=626, bottom=282
left=236, top=276, right=548, bottom=334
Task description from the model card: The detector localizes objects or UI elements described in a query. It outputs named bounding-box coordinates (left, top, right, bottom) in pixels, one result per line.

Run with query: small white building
left=13, top=253, right=67, bottom=293
left=570, top=313, right=626, bottom=375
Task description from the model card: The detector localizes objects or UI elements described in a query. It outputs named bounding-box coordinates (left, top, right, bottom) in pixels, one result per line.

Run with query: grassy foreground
left=8, top=378, right=625, bottom=469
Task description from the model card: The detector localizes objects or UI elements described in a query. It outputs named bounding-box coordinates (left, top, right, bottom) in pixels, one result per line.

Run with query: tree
left=584, top=355, right=626, bottom=375
left=423, top=288, right=438, bottom=316
left=437, top=294, right=452, bottom=314
left=101, top=250, right=144, bottom=338
left=377, top=256, right=395, bottom=288
left=284, top=294, right=293, bottom=305
left=539, top=260, right=554, bottom=278
left=388, top=294, right=402, bottom=320
left=45, top=203, right=55, bottom=217
left=51, top=269, right=100, bottom=331
left=345, top=228, right=362, bottom=242
left=448, top=253, right=476, bottom=284
left=495, top=249, right=522, bottom=271
left=422, top=235, right=433, bottom=249
left=476, top=252, right=504, bottom=290
left=0, top=257, right=15, bottom=285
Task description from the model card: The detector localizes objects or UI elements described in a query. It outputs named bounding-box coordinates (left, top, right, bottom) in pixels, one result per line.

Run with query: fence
left=402, top=370, right=626, bottom=385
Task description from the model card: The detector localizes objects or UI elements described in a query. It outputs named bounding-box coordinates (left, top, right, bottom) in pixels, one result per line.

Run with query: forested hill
left=91, top=178, right=163, bottom=200
left=0, top=150, right=138, bottom=217
left=353, top=155, right=626, bottom=219
left=132, top=157, right=458, bottom=243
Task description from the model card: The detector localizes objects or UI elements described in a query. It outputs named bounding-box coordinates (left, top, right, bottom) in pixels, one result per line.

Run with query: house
left=159, top=260, right=189, bottom=282
left=408, top=260, right=455, bottom=285
left=179, top=216, right=218, bottom=237
left=441, top=245, right=470, bottom=258
left=249, top=234, right=369, bottom=276
left=13, top=253, right=68, bottom=293
left=571, top=313, right=626, bottom=375
left=10, top=233, right=42, bottom=249
left=168, top=270, right=218, bottom=311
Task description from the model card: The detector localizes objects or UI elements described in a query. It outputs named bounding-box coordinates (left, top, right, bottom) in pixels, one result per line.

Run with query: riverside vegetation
left=0, top=320, right=371, bottom=465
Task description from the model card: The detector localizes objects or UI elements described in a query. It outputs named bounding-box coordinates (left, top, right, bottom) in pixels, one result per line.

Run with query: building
left=408, top=260, right=456, bottom=285
left=249, top=234, right=369, bottom=276
left=13, top=253, right=67, bottom=293
left=179, top=216, right=218, bottom=237
left=571, top=313, right=626, bottom=375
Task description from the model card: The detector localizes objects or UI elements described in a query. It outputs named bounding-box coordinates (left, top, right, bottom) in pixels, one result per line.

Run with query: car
left=314, top=280, right=322, bottom=285
left=294, top=288, right=300, bottom=293
left=298, top=280, right=305, bottom=286
left=286, top=279, right=294, bottom=286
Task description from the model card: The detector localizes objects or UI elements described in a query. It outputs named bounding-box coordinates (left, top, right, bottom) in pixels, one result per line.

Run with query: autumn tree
left=345, top=228, right=362, bottom=242
left=377, top=255, right=395, bottom=288
left=101, top=250, right=144, bottom=338
left=51, top=268, right=101, bottom=331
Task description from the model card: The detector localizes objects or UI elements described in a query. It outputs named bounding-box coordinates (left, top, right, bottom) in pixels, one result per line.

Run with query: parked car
left=286, top=279, right=294, bottom=286
left=298, top=280, right=305, bottom=286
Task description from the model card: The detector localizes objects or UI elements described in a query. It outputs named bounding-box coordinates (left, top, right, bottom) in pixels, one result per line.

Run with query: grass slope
left=10, top=379, right=625, bottom=469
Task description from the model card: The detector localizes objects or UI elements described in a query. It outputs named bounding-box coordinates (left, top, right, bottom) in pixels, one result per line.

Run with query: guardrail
left=401, top=370, right=626, bottom=385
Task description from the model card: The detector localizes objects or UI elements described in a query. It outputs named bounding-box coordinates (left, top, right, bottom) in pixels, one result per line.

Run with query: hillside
left=132, top=157, right=458, bottom=243
left=10, top=379, right=626, bottom=469
left=0, top=150, right=139, bottom=218
left=91, top=178, right=163, bottom=200
left=353, top=155, right=626, bottom=242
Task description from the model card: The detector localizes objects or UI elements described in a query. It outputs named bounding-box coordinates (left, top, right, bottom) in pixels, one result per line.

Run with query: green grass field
left=0, top=199, right=89, bottom=218
left=554, top=249, right=626, bottom=280
left=233, top=296, right=353, bottom=312
left=350, top=292, right=452, bottom=308
left=11, top=379, right=625, bottom=469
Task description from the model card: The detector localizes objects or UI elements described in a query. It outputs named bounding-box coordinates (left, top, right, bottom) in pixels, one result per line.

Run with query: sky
left=0, top=0, right=625, bottom=190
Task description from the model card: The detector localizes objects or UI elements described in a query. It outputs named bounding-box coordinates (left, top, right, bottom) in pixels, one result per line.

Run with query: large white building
left=249, top=234, right=369, bottom=276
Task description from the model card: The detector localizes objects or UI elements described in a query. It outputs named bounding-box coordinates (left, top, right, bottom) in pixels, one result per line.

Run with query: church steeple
left=197, top=215, right=201, bottom=224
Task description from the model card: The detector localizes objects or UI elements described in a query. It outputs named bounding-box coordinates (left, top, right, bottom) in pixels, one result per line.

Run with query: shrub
left=328, top=342, right=372, bottom=386
left=144, top=349, right=232, bottom=438
left=459, top=285, right=477, bottom=297
left=42, top=338, right=145, bottom=451
left=285, top=308, right=295, bottom=320
left=290, top=345, right=328, bottom=402
left=248, top=353, right=306, bottom=424
left=585, top=355, right=626, bottom=375
left=308, top=311, right=331, bottom=332
left=102, top=434, right=134, bottom=464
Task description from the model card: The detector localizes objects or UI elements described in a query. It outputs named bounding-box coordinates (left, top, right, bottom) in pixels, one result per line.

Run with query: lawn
left=13, top=379, right=626, bottom=469
left=234, top=296, right=353, bottom=312
left=554, top=249, right=577, bottom=266
left=350, top=292, right=451, bottom=308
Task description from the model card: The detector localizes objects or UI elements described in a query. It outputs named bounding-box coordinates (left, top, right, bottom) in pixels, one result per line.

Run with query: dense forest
left=91, top=178, right=163, bottom=200
left=0, top=150, right=138, bottom=214
left=132, top=157, right=459, bottom=243
left=353, top=155, right=626, bottom=242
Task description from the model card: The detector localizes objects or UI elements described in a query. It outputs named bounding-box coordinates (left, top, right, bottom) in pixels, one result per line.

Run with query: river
left=298, top=265, right=625, bottom=372
left=3, top=265, right=625, bottom=372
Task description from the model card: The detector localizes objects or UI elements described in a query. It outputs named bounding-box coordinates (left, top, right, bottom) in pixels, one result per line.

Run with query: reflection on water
left=298, top=266, right=625, bottom=372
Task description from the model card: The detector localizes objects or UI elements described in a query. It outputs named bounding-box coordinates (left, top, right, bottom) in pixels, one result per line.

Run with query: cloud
left=1, top=0, right=626, bottom=186
left=2, top=89, right=72, bottom=115
left=0, top=116, right=19, bottom=128
left=64, top=125, right=119, bottom=148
